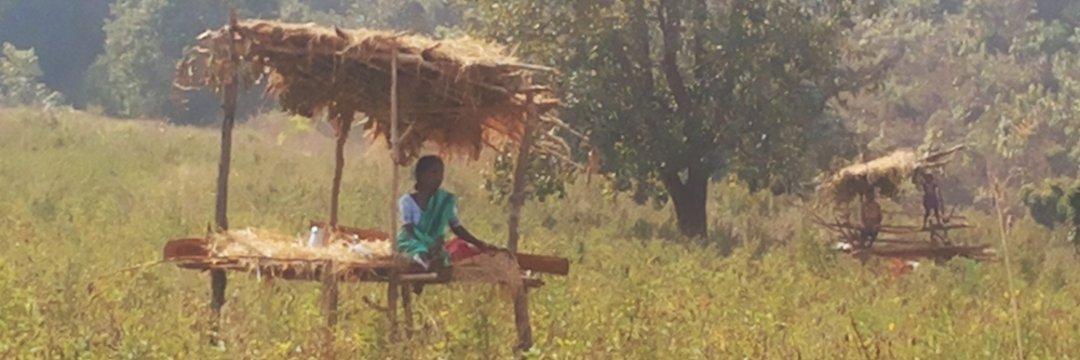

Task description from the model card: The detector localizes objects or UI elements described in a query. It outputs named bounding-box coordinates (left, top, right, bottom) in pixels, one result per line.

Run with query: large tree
left=465, top=0, right=864, bottom=237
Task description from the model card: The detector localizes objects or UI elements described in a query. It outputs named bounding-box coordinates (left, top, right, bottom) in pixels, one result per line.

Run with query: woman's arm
left=451, top=224, right=498, bottom=251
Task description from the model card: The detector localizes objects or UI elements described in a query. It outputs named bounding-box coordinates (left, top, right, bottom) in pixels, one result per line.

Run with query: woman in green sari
left=398, top=155, right=498, bottom=272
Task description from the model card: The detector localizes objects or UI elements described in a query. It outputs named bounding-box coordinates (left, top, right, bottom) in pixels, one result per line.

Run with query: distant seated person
left=398, top=155, right=500, bottom=273
left=860, top=190, right=883, bottom=248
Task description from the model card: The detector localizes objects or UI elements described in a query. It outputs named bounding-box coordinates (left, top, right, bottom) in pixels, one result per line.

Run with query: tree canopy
left=465, top=0, right=868, bottom=236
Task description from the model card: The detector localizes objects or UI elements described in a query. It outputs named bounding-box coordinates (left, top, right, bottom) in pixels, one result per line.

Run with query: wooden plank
left=851, top=244, right=995, bottom=260
left=163, top=238, right=209, bottom=259
left=515, top=253, right=569, bottom=276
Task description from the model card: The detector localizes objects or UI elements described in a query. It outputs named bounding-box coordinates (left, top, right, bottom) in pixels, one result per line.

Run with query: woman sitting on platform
left=398, top=155, right=499, bottom=274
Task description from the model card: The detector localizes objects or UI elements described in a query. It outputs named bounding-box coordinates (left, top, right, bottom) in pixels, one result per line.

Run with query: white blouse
left=399, top=193, right=462, bottom=228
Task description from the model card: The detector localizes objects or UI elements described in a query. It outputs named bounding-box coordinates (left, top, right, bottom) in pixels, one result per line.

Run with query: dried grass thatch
left=816, top=150, right=918, bottom=205
left=815, top=145, right=967, bottom=206
left=175, top=18, right=577, bottom=165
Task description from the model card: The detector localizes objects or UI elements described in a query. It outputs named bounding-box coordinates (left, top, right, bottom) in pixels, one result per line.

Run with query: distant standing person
left=918, top=172, right=944, bottom=228
left=861, top=191, right=883, bottom=248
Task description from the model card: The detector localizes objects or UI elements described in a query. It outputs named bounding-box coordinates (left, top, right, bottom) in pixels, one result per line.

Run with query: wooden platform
left=163, top=237, right=567, bottom=287
left=839, top=243, right=996, bottom=262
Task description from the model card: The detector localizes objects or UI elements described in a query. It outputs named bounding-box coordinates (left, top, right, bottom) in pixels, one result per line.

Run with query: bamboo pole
left=507, top=94, right=539, bottom=354
left=387, top=47, right=401, bottom=341
left=209, top=9, right=239, bottom=345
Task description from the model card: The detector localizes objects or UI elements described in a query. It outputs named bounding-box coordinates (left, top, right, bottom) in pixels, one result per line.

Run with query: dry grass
left=209, top=228, right=394, bottom=264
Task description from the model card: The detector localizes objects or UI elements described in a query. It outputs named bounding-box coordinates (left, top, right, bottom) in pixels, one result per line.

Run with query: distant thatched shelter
left=816, top=150, right=918, bottom=205
left=816, top=145, right=966, bottom=206
left=175, top=19, right=571, bottom=164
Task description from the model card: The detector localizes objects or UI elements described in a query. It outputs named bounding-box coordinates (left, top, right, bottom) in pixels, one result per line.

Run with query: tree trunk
left=672, top=181, right=708, bottom=238
left=662, top=167, right=709, bottom=238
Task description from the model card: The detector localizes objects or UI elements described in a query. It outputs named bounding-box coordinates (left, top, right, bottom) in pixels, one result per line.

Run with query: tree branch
left=690, top=0, right=709, bottom=83
left=657, top=0, right=692, bottom=114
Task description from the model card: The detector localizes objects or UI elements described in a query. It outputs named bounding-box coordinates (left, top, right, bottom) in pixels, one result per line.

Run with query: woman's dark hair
left=414, top=155, right=444, bottom=180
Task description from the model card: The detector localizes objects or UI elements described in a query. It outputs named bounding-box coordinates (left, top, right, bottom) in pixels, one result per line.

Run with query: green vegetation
left=4, top=0, right=1080, bottom=357
left=466, top=0, right=861, bottom=238
left=2, top=107, right=1080, bottom=358
left=0, top=43, right=63, bottom=108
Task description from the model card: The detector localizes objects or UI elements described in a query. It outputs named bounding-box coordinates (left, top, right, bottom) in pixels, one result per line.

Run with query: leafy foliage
left=464, top=0, right=865, bottom=236
left=1019, top=178, right=1073, bottom=228
left=482, top=145, right=576, bottom=204
left=0, top=43, right=64, bottom=107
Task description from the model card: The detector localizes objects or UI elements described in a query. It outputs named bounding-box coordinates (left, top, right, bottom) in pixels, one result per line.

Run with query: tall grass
left=2, top=107, right=1080, bottom=358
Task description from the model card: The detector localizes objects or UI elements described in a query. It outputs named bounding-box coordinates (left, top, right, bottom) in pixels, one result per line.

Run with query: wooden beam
left=515, top=253, right=570, bottom=276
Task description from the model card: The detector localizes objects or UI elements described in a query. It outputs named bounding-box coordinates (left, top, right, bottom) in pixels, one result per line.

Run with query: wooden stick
left=496, top=62, right=559, bottom=74
left=387, top=46, right=401, bottom=342
left=400, top=273, right=439, bottom=281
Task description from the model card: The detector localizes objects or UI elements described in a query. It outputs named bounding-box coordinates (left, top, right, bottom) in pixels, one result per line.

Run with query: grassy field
left=2, top=107, right=1080, bottom=359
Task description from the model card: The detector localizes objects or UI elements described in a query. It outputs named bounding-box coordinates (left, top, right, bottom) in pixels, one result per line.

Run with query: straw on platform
left=207, top=228, right=394, bottom=274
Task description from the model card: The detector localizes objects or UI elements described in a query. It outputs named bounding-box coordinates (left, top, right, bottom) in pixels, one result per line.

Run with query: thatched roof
left=815, top=145, right=966, bottom=205
left=175, top=18, right=576, bottom=164
left=817, top=150, right=918, bottom=205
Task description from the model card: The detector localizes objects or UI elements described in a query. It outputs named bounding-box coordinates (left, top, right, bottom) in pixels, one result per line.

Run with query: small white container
left=307, top=226, right=324, bottom=247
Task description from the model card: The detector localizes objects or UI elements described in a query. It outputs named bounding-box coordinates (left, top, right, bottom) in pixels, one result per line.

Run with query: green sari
left=397, top=189, right=456, bottom=265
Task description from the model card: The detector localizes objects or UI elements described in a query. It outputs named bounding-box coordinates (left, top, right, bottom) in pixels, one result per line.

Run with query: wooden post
left=210, top=9, right=240, bottom=345
left=387, top=47, right=402, bottom=341
left=321, top=261, right=339, bottom=327
left=507, top=94, right=539, bottom=353
left=323, top=112, right=350, bottom=330
left=330, top=114, right=353, bottom=228
left=401, top=282, right=414, bottom=339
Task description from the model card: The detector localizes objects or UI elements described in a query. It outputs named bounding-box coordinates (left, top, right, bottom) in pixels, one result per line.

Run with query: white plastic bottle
left=307, top=226, right=323, bottom=247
